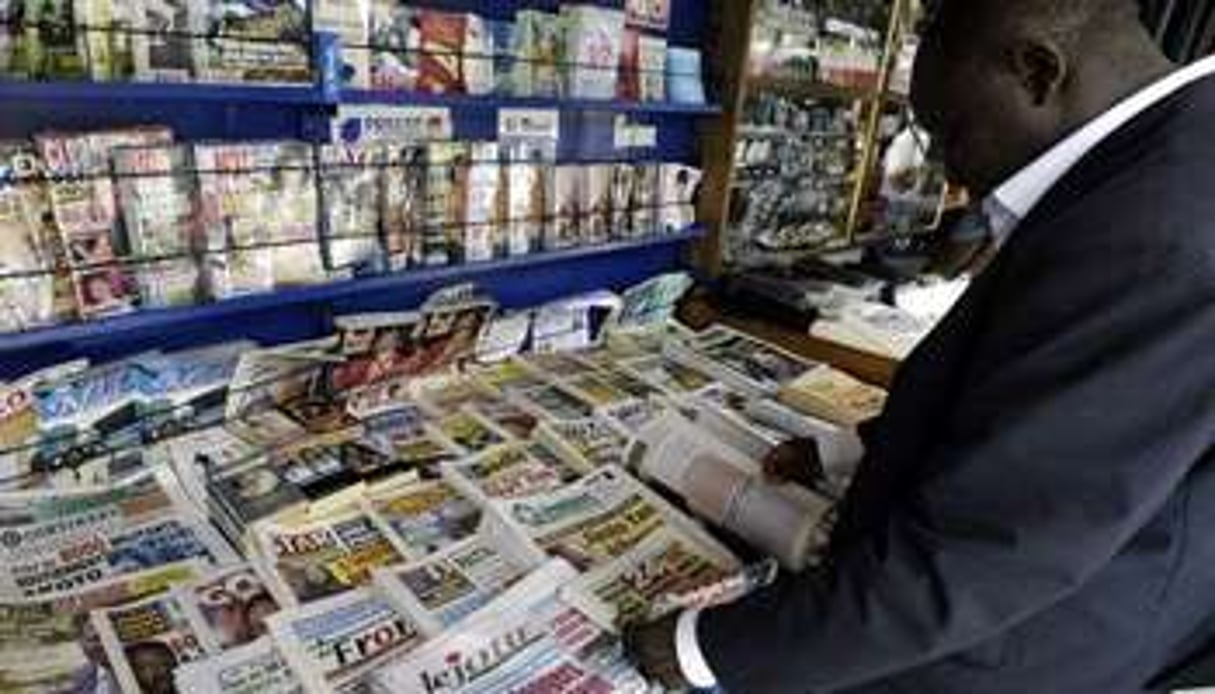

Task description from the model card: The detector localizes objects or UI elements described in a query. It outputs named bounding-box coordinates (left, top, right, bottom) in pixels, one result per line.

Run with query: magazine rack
left=0, top=0, right=719, bottom=379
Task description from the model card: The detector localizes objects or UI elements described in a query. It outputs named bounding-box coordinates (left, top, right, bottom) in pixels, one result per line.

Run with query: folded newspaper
left=372, top=559, right=649, bottom=694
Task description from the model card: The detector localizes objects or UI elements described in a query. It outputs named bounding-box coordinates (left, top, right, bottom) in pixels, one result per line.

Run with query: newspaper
left=563, top=528, right=737, bottom=628
left=668, top=325, right=818, bottom=395
left=267, top=588, right=424, bottom=694
left=180, top=564, right=281, bottom=650
left=443, top=444, right=583, bottom=503
left=372, top=520, right=543, bottom=635
left=0, top=470, right=237, bottom=600
left=252, top=508, right=405, bottom=606
left=621, top=355, right=714, bottom=395
left=166, top=426, right=261, bottom=508
left=497, top=467, right=727, bottom=573
left=175, top=636, right=304, bottom=694
left=538, top=417, right=630, bottom=470
left=362, top=480, right=481, bottom=560
left=373, top=560, right=648, bottom=694
left=0, top=561, right=206, bottom=694
left=91, top=590, right=217, bottom=694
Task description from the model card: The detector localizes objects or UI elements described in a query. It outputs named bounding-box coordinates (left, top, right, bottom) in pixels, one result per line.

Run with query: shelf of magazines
left=0, top=28, right=721, bottom=116
left=0, top=225, right=706, bottom=354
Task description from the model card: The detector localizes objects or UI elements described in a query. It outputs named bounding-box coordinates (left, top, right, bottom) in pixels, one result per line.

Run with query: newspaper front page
left=175, top=636, right=304, bottom=694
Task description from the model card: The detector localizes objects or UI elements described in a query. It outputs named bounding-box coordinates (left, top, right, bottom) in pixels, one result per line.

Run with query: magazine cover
left=368, top=1, right=419, bottom=90
left=659, top=163, right=702, bottom=233
left=510, top=10, right=559, bottom=98
left=565, top=527, right=737, bottom=627
left=363, top=479, right=481, bottom=560
left=415, top=300, right=494, bottom=373
left=184, top=564, right=282, bottom=649
left=84, top=0, right=138, bottom=80
left=416, top=9, right=464, bottom=94
left=329, top=311, right=425, bottom=392
left=373, top=560, right=648, bottom=694
left=462, top=13, right=492, bottom=96
left=380, top=144, right=425, bottom=269
left=0, top=141, right=56, bottom=332
left=608, top=162, right=635, bottom=239
left=201, top=0, right=310, bottom=84
left=267, top=433, right=362, bottom=499
left=617, top=29, right=640, bottom=100
left=550, top=164, right=582, bottom=250
left=372, top=520, right=543, bottom=635
left=488, top=19, right=513, bottom=95
left=0, top=561, right=205, bottom=694
left=421, top=141, right=468, bottom=266
left=91, top=591, right=217, bottom=694
left=583, top=164, right=613, bottom=244
left=463, top=142, right=503, bottom=263
left=629, top=162, right=658, bottom=237
left=113, top=144, right=201, bottom=308
left=319, top=143, right=384, bottom=278
left=166, top=425, right=260, bottom=507
left=502, top=140, right=554, bottom=257
left=265, top=143, right=325, bottom=288
left=21, top=0, right=88, bottom=79
left=625, top=0, right=670, bottom=31
left=613, top=271, right=692, bottom=332
left=312, top=0, right=369, bottom=88
left=638, top=35, right=667, bottom=102
left=193, top=142, right=278, bottom=298
left=252, top=508, right=405, bottom=606
left=209, top=459, right=310, bottom=541
left=561, top=5, right=624, bottom=100
left=266, top=588, right=423, bottom=694
left=131, top=0, right=201, bottom=82
left=175, top=636, right=304, bottom=693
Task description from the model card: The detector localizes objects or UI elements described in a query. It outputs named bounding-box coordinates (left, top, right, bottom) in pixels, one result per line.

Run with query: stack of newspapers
left=0, top=273, right=879, bottom=692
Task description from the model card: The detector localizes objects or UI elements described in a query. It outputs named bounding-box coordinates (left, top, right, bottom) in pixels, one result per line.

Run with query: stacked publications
left=0, top=0, right=706, bottom=104
left=0, top=272, right=879, bottom=693
left=0, top=124, right=703, bottom=332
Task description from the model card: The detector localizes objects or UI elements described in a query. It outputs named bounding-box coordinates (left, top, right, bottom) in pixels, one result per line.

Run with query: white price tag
left=499, top=109, right=561, bottom=140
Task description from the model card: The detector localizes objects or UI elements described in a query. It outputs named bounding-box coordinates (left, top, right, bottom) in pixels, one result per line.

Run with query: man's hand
left=623, top=611, right=692, bottom=691
left=762, top=437, right=823, bottom=489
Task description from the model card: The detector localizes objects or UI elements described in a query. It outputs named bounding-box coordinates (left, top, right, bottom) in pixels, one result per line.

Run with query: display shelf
left=340, top=89, right=722, bottom=116
left=0, top=228, right=704, bottom=376
left=747, top=74, right=902, bottom=104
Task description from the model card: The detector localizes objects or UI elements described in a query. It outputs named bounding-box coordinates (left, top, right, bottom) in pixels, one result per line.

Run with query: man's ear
left=1009, top=39, right=1068, bottom=106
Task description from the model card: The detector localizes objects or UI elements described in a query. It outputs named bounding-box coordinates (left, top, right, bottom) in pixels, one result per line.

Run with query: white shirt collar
left=984, top=54, right=1215, bottom=242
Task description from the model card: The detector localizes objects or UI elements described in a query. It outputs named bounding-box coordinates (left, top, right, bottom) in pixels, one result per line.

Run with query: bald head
left=912, top=0, right=1172, bottom=195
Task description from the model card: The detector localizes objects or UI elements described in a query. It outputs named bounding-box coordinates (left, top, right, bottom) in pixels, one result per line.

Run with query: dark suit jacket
left=697, top=77, right=1215, bottom=693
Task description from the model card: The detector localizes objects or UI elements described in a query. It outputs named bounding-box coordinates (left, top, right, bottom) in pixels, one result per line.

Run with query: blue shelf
left=0, top=79, right=324, bottom=105
left=0, top=228, right=705, bottom=367
left=341, top=89, right=722, bottom=116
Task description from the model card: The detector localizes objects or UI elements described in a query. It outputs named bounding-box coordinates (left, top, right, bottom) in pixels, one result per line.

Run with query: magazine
left=416, top=9, right=465, bottom=94
left=373, top=559, right=648, bottom=694
left=362, top=479, right=481, bottom=560
left=380, top=144, right=426, bottom=269
left=415, top=301, right=495, bottom=374
left=312, top=0, right=370, bottom=88
left=22, top=0, right=89, bottom=79
left=208, top=458, right=310, bottom=543
left=175, top=636, right=304, bottom=694
left=319, top=143, right=384, bottom=277
left=564, top=527, right=737, bottom=628
left=181, top=564, right=282, bottom=649
left=659, top=163, right=701, bottom=233
left=200, top=0, right=310, bottom=85
left=422, top=141, right=468, bottom=266
left=0, top=560, right=205, bottom=694
left=252, top=507, right=405, bottom=606
left=368, top=1, right=419, bottom=90
left=613, top=272, right=692, bottom=333
left=372, top=520, right=543, bottom=635
left=473, top=312, right=531, bottom=364
left=502, top=140, right=554, bottom=257
left=561, top=5, right=624, bottom=100
left=131, top=0, right=202, bottom=82
left=498, top=466, right=729, bottom=572
left=266, top=588, right=424, bottom=694
left=638, top=35, right=667, bottom=102
left=113, top=144, right=201, bottom=308
left=617, top=29, right=640, bottom=101
left=91, top=590, right=217, bottom=694
left=0, top=141, right=56, bottom=331
left=193, top=142, right=277, bottom=298
left=629, top=162, right=658, bottom=237
left=463, top=142, right=503, bottom=263
left=329, top=311, right=425, bottom=393
left=462, top=13, right=493, bottom=96
left=166, top=425, right=261, bottom=507
left=444, top=443, right=583, bottom=502
left=582, top=164, right=613, bottom=244
left=549, top=165, right=582, bottom=250
left=511, top=10, right=560, bottom=98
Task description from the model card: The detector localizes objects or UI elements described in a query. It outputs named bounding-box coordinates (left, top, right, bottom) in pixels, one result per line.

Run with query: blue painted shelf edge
left=0, top=227, right=706, bottom=355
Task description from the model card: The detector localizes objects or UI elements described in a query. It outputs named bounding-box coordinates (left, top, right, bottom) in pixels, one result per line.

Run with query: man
left=627, top=0, right=1215, bottom=691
